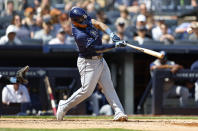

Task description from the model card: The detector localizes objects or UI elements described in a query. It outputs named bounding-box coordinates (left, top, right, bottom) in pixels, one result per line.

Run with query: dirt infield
left=0, top=118, right=198, bottom=131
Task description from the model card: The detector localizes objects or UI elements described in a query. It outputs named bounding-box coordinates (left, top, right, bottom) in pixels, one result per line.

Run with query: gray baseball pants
left=61, top=57, right=125, bottom=115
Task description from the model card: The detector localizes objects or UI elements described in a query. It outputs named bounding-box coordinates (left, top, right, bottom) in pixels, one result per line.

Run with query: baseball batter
left=56, top=7, right=128, bottom=121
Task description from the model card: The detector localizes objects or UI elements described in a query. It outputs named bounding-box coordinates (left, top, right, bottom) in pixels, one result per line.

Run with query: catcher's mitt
left=16, top=65, right=29, bottom=84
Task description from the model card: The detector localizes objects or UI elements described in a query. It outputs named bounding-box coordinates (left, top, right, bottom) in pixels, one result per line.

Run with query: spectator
left=187, top=22, right=198, bottom=41
left=138, top=0, right=152, bottom=11
left=58, top=12, right=69, bottom=25
left=14, top=0, right=28, bottom=11
left=115, top=0, right=133, bottom=6
left=117, top=1, right=139, bottom=14
left=134, top=14, right=152, bottom=39
left=39, top=1, right=51, bottom=19
left=62, top=20, right=75, bottom=44
left=134, top=25, right=150, bottom=45
left=85, top=0, right=97, bottom=16
left=50, top=8, right=62, bottom=36
left=64, top=1, right=73, bottom=13
left=34, top=17, right=53, bottom=44
left=50, top=8, right=62, bottom=25
left=22, top=7, right=35, bottom=27
left=109, top=17, right=129, bottom=43
left=48, top=28, right=68, bottom=45
left=138, top=2, right=149, bottom=16
left=12, top=14, right=31, bottom=40
left=2, top=83, right=30, bottom=114
left=145, top=14, right=155, bottom=34
left=175, top=19, right=191, bottom=40
left=102, top=34, right=110, bottom=44
left=56, top=12, right=69, bottom=34
left=192, top=0, right=198, bottom=7
left=159, top=23, right=175, bottom=45
left=33, top=0, right=41, bottom=15
left=30, top=15, right=43, bottom=38
left=0, top=25, right=22, bottom=45
left=1, top=0, right=16, bottom=17
left=131, top=3, right=150, bottom=25
left=150, top=51, right=189, bottom=107
left=152, top=20, right=171, bottom=41
left=96, top=9, right=111, bottom=25
left=116, top=7, right=132, bottom=28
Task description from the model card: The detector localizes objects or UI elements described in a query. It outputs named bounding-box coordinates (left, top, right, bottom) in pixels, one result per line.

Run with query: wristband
left=105, top=28, right=113, bottom=36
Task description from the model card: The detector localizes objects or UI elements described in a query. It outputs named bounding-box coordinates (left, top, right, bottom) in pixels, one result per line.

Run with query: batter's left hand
left=110, top=33, right=120, bottom=42
left=115, top=40, right=127, bottom=48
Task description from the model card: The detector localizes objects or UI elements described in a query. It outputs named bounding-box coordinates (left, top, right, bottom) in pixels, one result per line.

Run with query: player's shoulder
left=3, top=85, right=13, bottom=91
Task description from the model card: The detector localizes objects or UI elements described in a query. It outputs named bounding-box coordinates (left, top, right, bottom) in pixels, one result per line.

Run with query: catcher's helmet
left=69, top=7, right=88, bottom=24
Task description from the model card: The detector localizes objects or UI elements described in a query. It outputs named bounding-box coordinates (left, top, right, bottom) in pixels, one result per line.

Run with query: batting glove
left=115, top=40, right=127, bottom=48
left=110, top=33, right=121, bottom=42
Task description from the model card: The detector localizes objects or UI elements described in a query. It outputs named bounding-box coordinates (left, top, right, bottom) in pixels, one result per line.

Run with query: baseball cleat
left=56, top=100, right=67, bottom=121
left=113, top=113, right=128, bottom=122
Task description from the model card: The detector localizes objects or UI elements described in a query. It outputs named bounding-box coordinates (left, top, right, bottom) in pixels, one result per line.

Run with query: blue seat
left=0, top=16, right=12, bottom=29
left=21, top=39, right=43, bottom=45
left=143, top=40, right=164, bottom=45
left=174, top=40, right=198, bottom=45
left=106, top=10, right=120, bottom=21
left=0, top=29, right=5, bottom=37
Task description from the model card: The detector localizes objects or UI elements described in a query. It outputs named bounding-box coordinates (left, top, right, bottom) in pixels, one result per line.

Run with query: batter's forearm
left=91, top=19, right=113, bottom=35
left=89, top=44, right=115, bottom=53
left=96, top=22, right=109, bottom=32
left=96, top=48, right=114, bottom=53
left=91, top=19, right=109, bottom=31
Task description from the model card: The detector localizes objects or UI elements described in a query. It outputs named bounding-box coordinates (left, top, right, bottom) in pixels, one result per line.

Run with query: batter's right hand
left=115, top=40, right=127, bottom=48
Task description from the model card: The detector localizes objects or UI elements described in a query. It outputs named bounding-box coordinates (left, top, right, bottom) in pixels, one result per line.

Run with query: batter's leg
left=56, top=58, right=104, bottom=120
left=98, top=59, right=127, bottom=121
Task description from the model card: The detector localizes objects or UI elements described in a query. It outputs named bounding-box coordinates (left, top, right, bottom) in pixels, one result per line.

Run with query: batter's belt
left=80, top=55, right=103, bottom=60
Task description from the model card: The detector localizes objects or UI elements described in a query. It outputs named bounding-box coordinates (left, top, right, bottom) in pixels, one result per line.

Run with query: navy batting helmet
left=69, top=7, right=88, bottom=24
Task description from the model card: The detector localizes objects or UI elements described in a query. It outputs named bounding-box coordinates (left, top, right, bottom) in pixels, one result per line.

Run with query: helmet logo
left=73, top=9, right=78, bottom=14
left=83, top=14, right=87, bottom=19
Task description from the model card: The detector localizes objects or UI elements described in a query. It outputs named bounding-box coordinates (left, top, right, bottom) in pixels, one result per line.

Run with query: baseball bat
left=126, top=43, right=164, bottom=59
left=44, top=76, right=57, bottom=116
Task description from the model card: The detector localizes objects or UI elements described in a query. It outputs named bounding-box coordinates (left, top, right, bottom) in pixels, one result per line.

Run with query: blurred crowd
left=0, top=0, right=198, bottom=45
